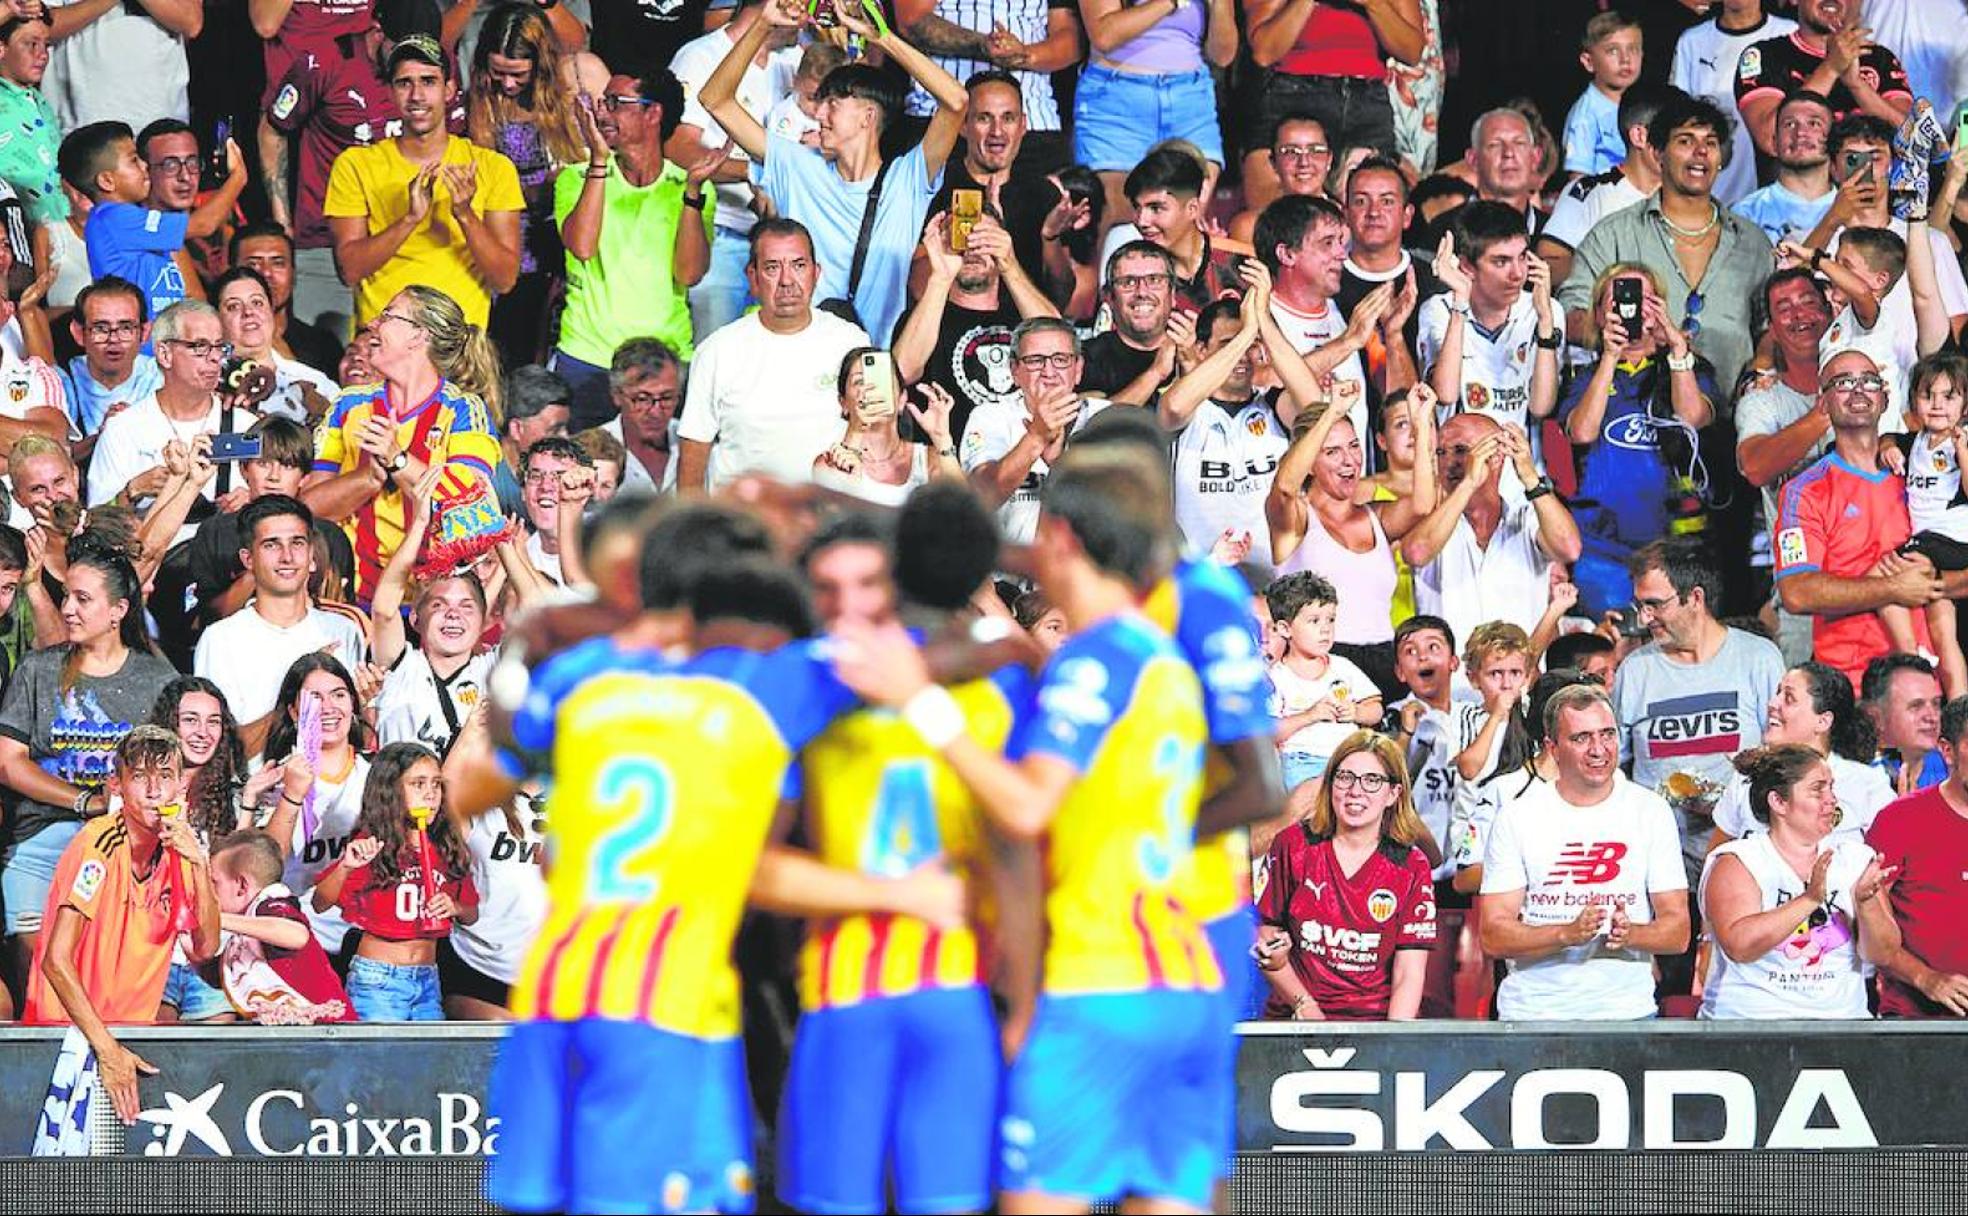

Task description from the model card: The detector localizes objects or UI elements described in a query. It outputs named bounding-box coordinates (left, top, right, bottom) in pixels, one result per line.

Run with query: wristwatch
left=683, top=191, right=706, bottom=211
left=1524, top=476, right=1556, bottom=501
left=386, top=451, right=410, bottom=475
left=1535, top=328, right=1562, bottom=350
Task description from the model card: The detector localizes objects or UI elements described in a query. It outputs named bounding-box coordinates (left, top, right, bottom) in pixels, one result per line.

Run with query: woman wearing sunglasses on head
left=1253, top=729, right=1438, bottom=1021
left=1699, top=743, right=1900, bottom=1020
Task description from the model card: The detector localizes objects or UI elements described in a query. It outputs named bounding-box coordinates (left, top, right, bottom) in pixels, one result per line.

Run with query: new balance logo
left=1548, top=842, right=1628, bottom=885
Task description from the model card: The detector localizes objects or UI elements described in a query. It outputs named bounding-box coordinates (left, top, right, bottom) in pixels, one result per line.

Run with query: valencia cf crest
left=1367, top=888, right=1397, bottom=923
left=1466, top=382, right=1491, bottom=410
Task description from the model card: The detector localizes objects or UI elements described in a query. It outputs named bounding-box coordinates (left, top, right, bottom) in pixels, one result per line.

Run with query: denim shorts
left=162, top=961, right=235, bottom=1021
left=346, top=955, right=444, bottom=1022
left=3, top=820, right=83, bottom=934
left=1074, top=62, right=1224, bottom=171
left=1281, top=750, right=1329, bottom=791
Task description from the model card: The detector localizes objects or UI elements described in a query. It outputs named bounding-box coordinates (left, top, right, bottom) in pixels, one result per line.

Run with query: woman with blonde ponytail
left=300, top=286, right=509, bottom=609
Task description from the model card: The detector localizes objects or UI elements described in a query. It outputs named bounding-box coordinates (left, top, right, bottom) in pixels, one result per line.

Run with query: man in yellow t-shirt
left=323, top=35, right=524, bottom=328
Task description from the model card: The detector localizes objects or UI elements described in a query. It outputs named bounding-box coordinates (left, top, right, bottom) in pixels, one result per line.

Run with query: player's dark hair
left=894, top=480, right=999, bottom=612
left=639, top=502, right=773, bottom=611
left=1732, top=743, right=1826, bottom=825
left=689, top=556, right=815, bottom=639
left=800, top=511, right=888, bottom=573
left=1041, top=446, right=1173, bottom=587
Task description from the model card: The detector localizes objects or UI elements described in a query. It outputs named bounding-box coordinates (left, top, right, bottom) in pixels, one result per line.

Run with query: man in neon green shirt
left=553, top=67, right=717, bottom=429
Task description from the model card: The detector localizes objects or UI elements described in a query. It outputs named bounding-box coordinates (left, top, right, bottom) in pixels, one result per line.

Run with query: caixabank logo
left=133, top=1084, right=501, bottom=1158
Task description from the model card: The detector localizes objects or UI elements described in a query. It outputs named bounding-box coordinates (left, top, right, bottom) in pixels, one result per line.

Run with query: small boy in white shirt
left=1264, top=572, right=1382, bottom=790
left=1785, top=223, right=1948, bottom=430
left=1562, top=11, right=1643, bottom=178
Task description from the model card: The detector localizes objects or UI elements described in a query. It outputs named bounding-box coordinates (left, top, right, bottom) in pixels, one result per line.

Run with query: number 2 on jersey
left=588, top=757, right=675, bottom=902
left=863, top=759, right=941, bottom=878
left=1138, top=734, right=1201, bottom=884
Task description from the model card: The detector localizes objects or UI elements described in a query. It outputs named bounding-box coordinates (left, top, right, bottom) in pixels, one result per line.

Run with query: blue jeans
left=689, top=226, right=754, bottom=348
left=1074, top=62, right=1224, bottom=170
left=346, top=956, right=444, bottom=1022
left=1281, top=750, right=1329, bottom=791
left=162, top=961, right=234, bottom=1020
left=3, top=820, right=83, bottom=934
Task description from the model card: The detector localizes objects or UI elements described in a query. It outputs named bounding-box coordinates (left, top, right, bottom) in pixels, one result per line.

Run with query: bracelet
left=937, top=446, right=957, bottom=458
left=1291, top=994, right=1313, bottom=1013
left=1666, top=350, right=1696, bottom=373
left=901, top=685, right=966, bottom=749
left=1445, top=296, right=1470, bottom=316
left=281, top=793, right=305, bottom=807
left=1535, top=328, right=1562, bottom=350
left=1808, top=247, right=1825, bottom=270
left=683, top=192, right=706, bottom=211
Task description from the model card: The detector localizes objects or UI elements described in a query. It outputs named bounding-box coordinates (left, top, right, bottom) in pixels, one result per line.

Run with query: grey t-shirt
left=1734, top=377, right=1823, bottom=564
left=1613, top=627, right=1785, bottom=881
left=0, top=645, right=178, bottom=846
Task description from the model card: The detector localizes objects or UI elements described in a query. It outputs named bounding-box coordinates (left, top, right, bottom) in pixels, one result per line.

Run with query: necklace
left=1660, top=203, right=1720, bottom=241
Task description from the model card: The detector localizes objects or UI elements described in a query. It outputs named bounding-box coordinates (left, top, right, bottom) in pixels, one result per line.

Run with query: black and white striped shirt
left=905, top=0, right=1063, bottom=130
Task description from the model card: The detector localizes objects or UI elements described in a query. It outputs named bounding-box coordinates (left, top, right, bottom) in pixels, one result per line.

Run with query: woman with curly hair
left=312, top=741, right=478, bottom=1020
left=467, top=2, right=585, bottom=362
left=150, top=676, right=248, bottom=1022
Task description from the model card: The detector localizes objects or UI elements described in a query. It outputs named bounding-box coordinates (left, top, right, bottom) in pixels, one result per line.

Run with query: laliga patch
left=73, top=859, right=105, bottom=903
left=1777, top=527, right=1808, bottom=568
left=1738, top=46, right=1761, bottom=80
left=271, top=84, right=300, bottom=122
left=1367, top=887, right=1398, bottom=923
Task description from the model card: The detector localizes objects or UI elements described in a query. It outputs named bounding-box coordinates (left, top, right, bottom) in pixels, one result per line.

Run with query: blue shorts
left=162, top=961, right=234, bottom=1020
left=345, top=956, right=443, bottom=1022
left=3, top=820, right=82, bottom=934
left=1204, top=909, right=1257, bottom=1158
left=487, top=1019, right=755, bottom=1215
left=1281, top=751, right=1329, bottom=791
left=780, top=985, right=1001, bottom=1214
left=1073, top=63, right=1224, bottom=172
left=1000, top=990, right=1223, bottom=1207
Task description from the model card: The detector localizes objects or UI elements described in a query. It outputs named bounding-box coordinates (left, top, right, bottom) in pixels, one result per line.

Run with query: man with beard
left=894, top=209, right=1058, bottom=445
left=1078, top=240, right=1178, bottom=403
left=1559, top=92, right=1772, bottom=392
left=1734, top=90, right=1836, bottom=243
left=926, top=71, right=1058, bottom=293
left=1735, top=0, right=1911, bottom=161
left=324, top=35, right=523, bottom=328
left=1737, top=268, right=1836, bottom=662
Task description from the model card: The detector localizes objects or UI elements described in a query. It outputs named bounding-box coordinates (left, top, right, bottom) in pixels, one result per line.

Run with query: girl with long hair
left=150, top=676, right=248, bottom=1022
left=312, top=741, right=478, bottom=1021
left=1255, top=730, right=1437, bottom=1020
left=467, top=2, right=584, bottom=363
left=0, top=536, right=174, bottom=991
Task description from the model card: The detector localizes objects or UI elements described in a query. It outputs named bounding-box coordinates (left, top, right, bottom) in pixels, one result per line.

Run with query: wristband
left=901, top=685, right=966, bottom=749
left=281, top=792, right=305, bottom=807
left=1666, top=351, right=1696, bottom=373
left=1809, top=247, right=1825, bottom=271
left=683, top=192, right=706, bottom=211
left=1445, top=296, right=1470, bottom=316
left=1535, top=329, right=1562, bottom=350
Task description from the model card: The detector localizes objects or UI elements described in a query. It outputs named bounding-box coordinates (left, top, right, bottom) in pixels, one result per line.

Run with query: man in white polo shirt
left=1478, top=683, right=1691, bottom=1020
left=193, top=495, right=368, bottom=742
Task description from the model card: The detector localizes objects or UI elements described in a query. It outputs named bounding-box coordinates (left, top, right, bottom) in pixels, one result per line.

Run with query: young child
left=1562, top=11, right=1643, bottom=177
left=1784, top=223, right=1948, bottom=426
left=312, top=742, right=479, bottom=1022
left=1265, top=572, right=1383, bottom=789
left=767, top=42, right=845, bottom=148
left=1451, top=621, right=1535, bottom=786
left=210, top=829, right=355, bottom=1024
left=1882, top=351, right=1968, bottom=695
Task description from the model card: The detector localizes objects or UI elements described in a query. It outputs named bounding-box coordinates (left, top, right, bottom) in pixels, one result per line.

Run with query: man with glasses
left=1080, top=241, right=1178, bottom=403
left=553, top=68, right=713, bottom=431
left=516, top=437, right=594, bottom=584
left=600, top=338, right=681, bottom=496
left=324, top=34, right=523, bottom=328
left=135, top=119, right=250, bottom=289
left=1775, top=349, right=1965, bottom=687
left=80, top=120, right=246, bottom=322
left=1612, top=538, right=1783, bottom=892
left=85, top=300, right=231, bottom=523
left=1559, top=92, right=1772, bottom=392
left=1229, top=114, right=1332, bottom=246
left=1478, top=683, right=1691, bottom=1020
left=960, top=315, right=1107, bottom=543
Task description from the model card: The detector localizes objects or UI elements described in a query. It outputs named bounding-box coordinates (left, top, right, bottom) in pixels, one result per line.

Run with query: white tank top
left=1697, top=834, right=1873, bottom=1020
left=1276, top=504, right=1397, bottom=645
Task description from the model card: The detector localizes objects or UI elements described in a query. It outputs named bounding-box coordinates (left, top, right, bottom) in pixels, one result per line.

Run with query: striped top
left=906, top=0, right=1063, bottom=129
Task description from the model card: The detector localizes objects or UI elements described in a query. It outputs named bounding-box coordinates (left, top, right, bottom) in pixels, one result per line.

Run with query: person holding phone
left=813, top=346, right=963, bottom=506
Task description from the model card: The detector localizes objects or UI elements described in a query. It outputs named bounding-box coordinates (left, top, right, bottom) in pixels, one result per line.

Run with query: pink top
left=1277, top=504, right=1397, bottom=646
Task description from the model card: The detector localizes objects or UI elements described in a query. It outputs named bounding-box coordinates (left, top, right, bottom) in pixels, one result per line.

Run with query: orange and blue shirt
left=498, top=637, right=854, bottom=1039
left=1013, top=613, right=1220, bottom=995
left=794, top=663, right=1034, bottom=1011
left=1773, top=452, right=1920, bottom=687
left=312, top=380, right=503, bottom=604
left=1142, top=557, right=1274, bottom=922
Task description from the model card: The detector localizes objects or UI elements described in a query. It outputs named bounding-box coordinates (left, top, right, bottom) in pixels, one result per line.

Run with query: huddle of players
left=464, top=407, right=1283, bottom=1216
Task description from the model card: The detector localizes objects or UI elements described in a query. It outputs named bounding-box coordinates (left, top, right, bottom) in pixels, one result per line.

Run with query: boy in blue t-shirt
left=1563, top=11, right=1644, bottom=178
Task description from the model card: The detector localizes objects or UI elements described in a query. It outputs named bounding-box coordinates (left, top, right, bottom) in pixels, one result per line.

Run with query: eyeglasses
left=376, top=309, right=417, bottom=329
left=1825, top=373, right=1887, bottom=396
left=164, top=339, right=232, bottom=361
left=1014, top=352, right=1079, bottom=370
left=1329, top=770, right=1395, bottom=793
left=1632, top=593, right=1680, bottom=616
left=1112, top=272, right=1171, bottom=292
left=86, top=321, right=140, bottom=340
left=622, top=389, right=678, bottom=411
left=151, top=155, right=200, bottom=177
left=1275, top=143, right=1331, bottom=161
left=523, top=468, right=569, bottom=485
left=599, top=94, right=654, bottom=112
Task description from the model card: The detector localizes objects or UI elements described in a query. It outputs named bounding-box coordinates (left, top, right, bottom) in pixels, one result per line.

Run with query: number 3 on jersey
left=1139, top=734, right=1201, bottom=885
left=588, top=757, right=675, bottom=902
left=862, top=759, right=942, bottom=878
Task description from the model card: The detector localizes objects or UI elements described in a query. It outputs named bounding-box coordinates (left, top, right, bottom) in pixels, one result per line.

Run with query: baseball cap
left=386, top=33, right=450, bottom=81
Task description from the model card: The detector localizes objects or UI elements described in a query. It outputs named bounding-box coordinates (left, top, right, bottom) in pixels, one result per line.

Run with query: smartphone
left=806, top=0, right=838, bottom=27
left=1613, top=605, right=1648, bottom=639
left=209, top=432, right=263, bottom=463
left=857, top=351, right=896, bottom=421
left=1611, top=276, right=1643, bottom=326
left=203, top=119, right=230, bottom=190
left=950, top=188, right=983, bottom=252
left=1842, top=148, right=1873, bottom=181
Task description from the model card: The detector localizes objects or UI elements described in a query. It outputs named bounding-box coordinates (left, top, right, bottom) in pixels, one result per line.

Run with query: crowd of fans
left=4, top=0, right=1968, bottom=1134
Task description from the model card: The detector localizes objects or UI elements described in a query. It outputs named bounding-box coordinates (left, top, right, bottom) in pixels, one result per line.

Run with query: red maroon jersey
left=1866, top=787, right=1968, bottom=1017
left=255, top=893, right=357, bottom=1021
left=1258, top=824, right=1437, bottom=1018
left=337, top=836, right=478, bottom=942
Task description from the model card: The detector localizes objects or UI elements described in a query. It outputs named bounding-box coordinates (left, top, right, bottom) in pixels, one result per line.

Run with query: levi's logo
left=1549, top=842, right=1627, bottom=885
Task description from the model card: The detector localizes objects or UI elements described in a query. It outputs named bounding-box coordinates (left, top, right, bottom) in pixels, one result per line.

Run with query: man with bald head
left=1401, top=411, right=1583, bottom=646
left=1774, top=348, right=1966, bottom=687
